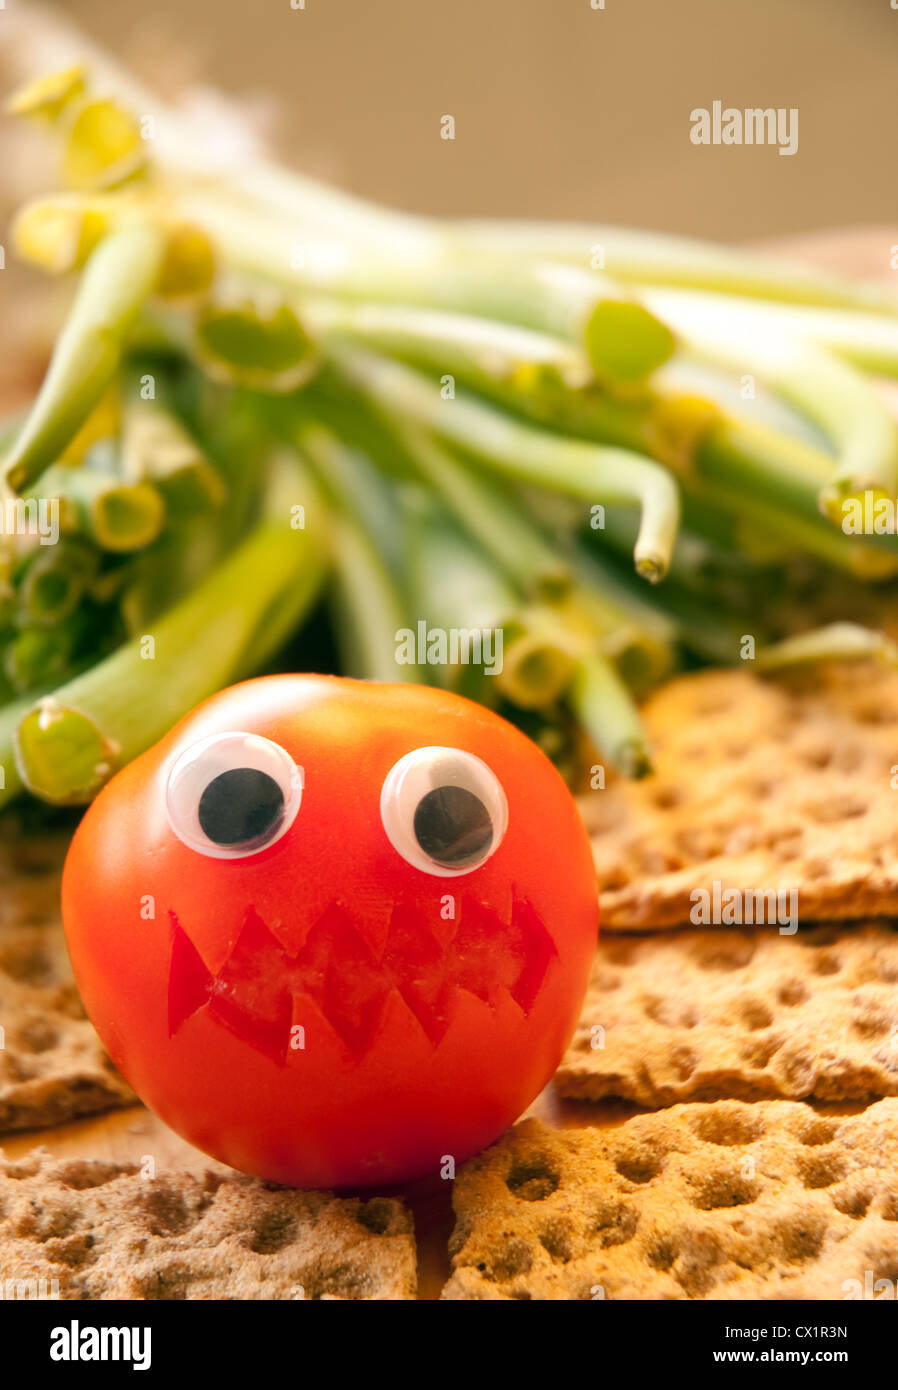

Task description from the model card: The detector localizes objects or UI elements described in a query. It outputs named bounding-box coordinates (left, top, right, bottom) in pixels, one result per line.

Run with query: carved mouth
left=168, top=895, right=557, bottom=1063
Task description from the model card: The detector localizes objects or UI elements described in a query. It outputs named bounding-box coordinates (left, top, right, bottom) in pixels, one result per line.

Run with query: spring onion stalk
left=575, top=542, right=751, bottom=666
left=643, top=287, right=898, bottom=382
left=322, top=508, right=414, bottom=684
left=296, top=425, right=419, bottom=683
left=3, top=222, right=166, bottom=493
left=320, top=304, right=874, bottom=562
left=567, top=652, right=652, bottom=779
left=26, top=461, right=166, bottom=553
left=17, top=539, right=100, bottom=626
left=756, top=622, right=898, bottom=672
left=303, top=296, right=591, bottom=391
left=121, top=394, right=227, bottom=517
left=310, top=299, right=888, bottom=569
left=12, top=191, right=116, bottom=273
left=401, top=492, right=575, bottom=708
left=455, top=220, right=898, bottom=316
left=180, top=200, right=673, bottom=383
left=388, top=422, right=570, bottom=598
left=692, top=426, right=898, bottom=578
left=495, top=617, right=578, bottom=710
left=13, top=454, right=327, bottom=804
left=567, top=551, right=677, bottom=693
left=4, top=615, right=87, bottom=694
left=193, top=299, right=319, bottom=393
left=334, top=349, right=681, bottom=581
left=639, top=292, right=898, bottom=514
left=401, top=493, right=518, bottom=689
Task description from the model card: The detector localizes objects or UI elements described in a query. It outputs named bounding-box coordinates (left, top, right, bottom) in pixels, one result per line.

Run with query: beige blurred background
left=44, top=0, right=898, bottom=242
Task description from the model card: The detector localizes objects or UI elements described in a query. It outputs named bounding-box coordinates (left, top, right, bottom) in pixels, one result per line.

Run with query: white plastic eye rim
left=165, top=731, right=304, bottom=860
left=379, top=745, right=508, bottom=878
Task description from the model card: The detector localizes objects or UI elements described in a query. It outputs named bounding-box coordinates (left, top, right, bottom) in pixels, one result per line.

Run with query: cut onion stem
left=13, top=453, right=326, bottom=804
left=567, top=652, right=653, bottom=779
left=3, top=222, right=166, bottom=493
left=334, top=349, right=681, bottom=582
left=756, top=622, right=898, bottom=671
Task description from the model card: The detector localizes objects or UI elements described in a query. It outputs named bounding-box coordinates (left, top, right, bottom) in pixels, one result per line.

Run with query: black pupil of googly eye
left=198, top=768, right=285, bottom=848
left=413, top=785, right=493, bottom=867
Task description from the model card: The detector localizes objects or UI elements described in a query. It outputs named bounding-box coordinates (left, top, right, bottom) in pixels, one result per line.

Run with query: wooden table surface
left=2, top=228, right=897, bottom=1300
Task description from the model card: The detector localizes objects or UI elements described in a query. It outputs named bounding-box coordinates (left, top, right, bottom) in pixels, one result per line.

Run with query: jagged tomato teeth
left=61, top=674, right=599, bottom=1189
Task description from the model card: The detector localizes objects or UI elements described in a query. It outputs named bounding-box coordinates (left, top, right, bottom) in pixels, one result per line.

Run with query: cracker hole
left=812, top=952, right=842, bottom=977
left=477, top=1238, right=533, bottom=1282
left=737, top=997, right=774, bottom=1031
left=643, top=996, right=700, bottom=1030
left=851, top=1004, right=894, bottom=1040
left=646, top=1235, right=679, bottom=1271
left=591, top=1199, right=638, bottom=1248
left=652, top=784, right=683, bottom=810
left=539, top=1220, right=574, bottom=1263
left=797, top=1151, right=845, bottom=1190
left=804, top=794, right=866, bottom=824
left=798, top=743, right=833, bottom=769
left=690, top=1108, right=764, bottom=1146
left=831, top=1185, right=872, bottom=1220
left=248, top=1208, right=297, bottom=1254
left=691, top=1170, right=760, bottom=1211
left=739, top=1034, right=784, bottom=1068
left=688, top=937, right=757, bottom=972
left=671, top=1229, right=725, bottom=1297
left=879, top=1193, right=898, bottom=1222
left=854, top=702, right=894, bottom=726
left=307, top=1264, right=371, bottom=1299
left=133, top=1262, right=196, bottom=1300
left=356, top=1198, right=397, bottom=1236
left=506, top=1155, right=560, bottom=1202
left=15, top=1017, right=59, bottom=1053
left=55, top=1160, right=131, bottom=1191
left=614, top=1148, right=663, bottom=1185
left=141, top=1186, right=195, bottom=1237
left=777, top=978, right=809, bottom=1007
left=797, top=1118, right=839, bottom=1147
left=671, top=1045, right=699, bottom=1081
left=774, top=1212, right=826, bottom=1264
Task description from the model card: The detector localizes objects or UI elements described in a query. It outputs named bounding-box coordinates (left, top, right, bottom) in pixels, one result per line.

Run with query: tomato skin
left=62, top=675, right=598, bottom=1188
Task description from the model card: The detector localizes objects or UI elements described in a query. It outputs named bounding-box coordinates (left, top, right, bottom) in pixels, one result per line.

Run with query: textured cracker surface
left=442, top=1104, right=898, bottom=1300
left=581, top=663, right=898, bottom=929
left=0, top=1147, right=417, bottom=1299
left=557, top=923, right=898, bottom=1106
left=0, top=832, right=136, bottom=1131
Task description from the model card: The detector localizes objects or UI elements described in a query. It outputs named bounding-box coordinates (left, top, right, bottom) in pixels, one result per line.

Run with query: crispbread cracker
left=581, top=663, right=898, bottom=929
left=557, top=923, right=898, bottom=1106
left=0, top=1147, right=417, bottom=1299
left=442, top=1103, right=898, bottom=1300
left=0, top=831, right=136, bottom=1130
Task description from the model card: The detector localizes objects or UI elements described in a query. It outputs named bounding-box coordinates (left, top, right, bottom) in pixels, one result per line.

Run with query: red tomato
left=62, top=675, right=598, bottom=1187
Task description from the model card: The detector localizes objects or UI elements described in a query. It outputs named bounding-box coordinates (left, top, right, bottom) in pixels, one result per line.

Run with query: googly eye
left=166, top=732, right=303, bottom=859
left=380, top=746, right=508, bottom=877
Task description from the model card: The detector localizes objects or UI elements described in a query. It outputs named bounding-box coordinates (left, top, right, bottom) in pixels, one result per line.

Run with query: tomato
left=62, top=675, right=598, bottom=1187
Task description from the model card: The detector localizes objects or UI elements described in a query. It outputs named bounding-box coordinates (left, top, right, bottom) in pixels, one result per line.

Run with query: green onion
left=27, top=460, right=166, bottom=552
left=567, top=652, right=652, bottom=779
left=121, top=392, right=227, bottom=517
left=335, top=349, right=681, bottom=581
left=3, top=221, right=166, bottom=493
left=296, top=424, right=419, bottom=684
left=17, top=538, right=100, bottom=625
left=757, top=622, right=898, bottom=671
left=13, top=453, right=326, bottom=804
